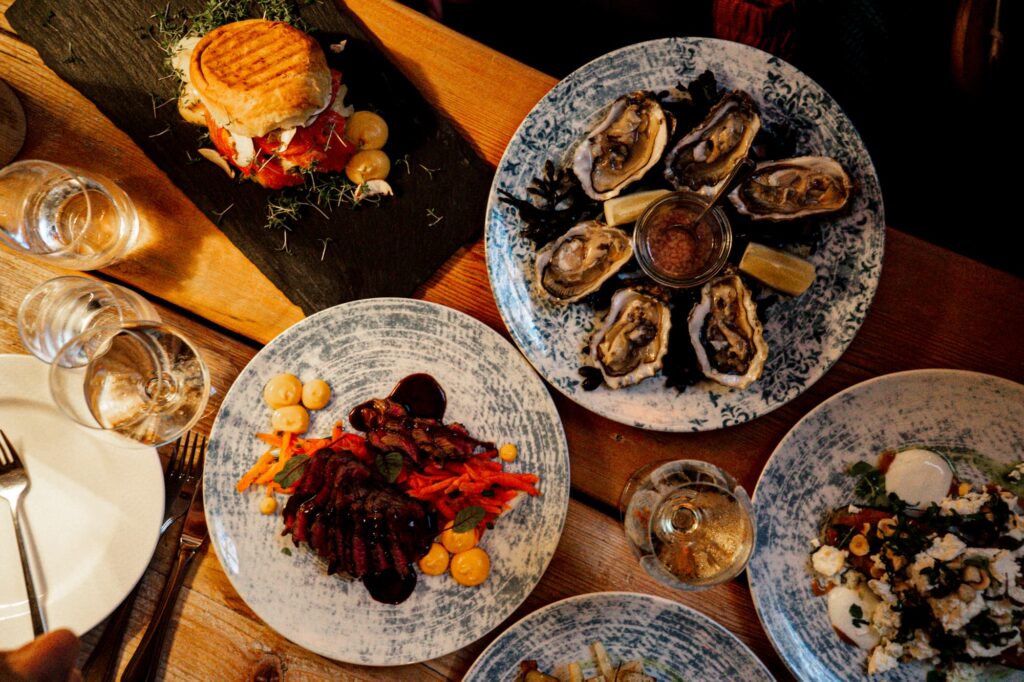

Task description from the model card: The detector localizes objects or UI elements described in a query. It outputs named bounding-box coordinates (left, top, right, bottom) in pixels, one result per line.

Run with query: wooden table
left=1, top=1, right=1022, bottom=679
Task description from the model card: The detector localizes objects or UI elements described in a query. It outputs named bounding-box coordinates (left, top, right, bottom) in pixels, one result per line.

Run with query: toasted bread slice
left=190, top=19, right=331, bottom=138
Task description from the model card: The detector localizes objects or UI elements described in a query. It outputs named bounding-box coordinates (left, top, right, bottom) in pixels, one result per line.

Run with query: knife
left=120, top=482, right=208, bottom=682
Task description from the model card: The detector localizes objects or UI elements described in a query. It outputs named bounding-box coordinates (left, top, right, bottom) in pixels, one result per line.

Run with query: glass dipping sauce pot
left=633, top=191, right=732, bottom=288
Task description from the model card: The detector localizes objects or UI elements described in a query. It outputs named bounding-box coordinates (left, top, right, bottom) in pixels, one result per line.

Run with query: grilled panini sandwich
left=174, top=19, right=356, bottom=189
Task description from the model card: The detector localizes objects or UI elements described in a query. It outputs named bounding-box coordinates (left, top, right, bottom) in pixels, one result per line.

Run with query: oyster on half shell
left=535, top=221, right=633, bottom=303
left=573, top=91, right=669, bottom=201
left=590, top=288, right=671, bottom=389
left=729, top=156, right=852, bottom=221
left=663, top=90, right=760, bottom=197
left=688, top=273, right=768, bottom=390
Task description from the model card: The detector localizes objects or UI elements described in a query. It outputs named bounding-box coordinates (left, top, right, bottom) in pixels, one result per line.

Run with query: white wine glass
left=620, top=459, right=755, bottom=590
left=49, top=321, right=210, bottom=447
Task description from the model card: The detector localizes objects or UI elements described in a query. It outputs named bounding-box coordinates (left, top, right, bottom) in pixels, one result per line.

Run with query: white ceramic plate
left=0, top=354, right=162, bottom=648
left=748, top=369, right=1024, bottom=680
left=465, top=591, right=774, bottom=680
left=486, top=37, right=884, bottom=431
left=204, top=299, right=570, bottom=665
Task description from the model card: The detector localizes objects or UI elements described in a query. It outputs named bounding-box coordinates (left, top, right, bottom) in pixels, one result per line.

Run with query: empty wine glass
left=49, top=321, right=210, bottom=447
left=620, top=460, right=755, bottom=590
left=18, top=276, right=160, bottom=363
left=0, top=160, right=138, bottom=270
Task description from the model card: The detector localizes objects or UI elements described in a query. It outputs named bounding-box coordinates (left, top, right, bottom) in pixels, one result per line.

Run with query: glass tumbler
left=18, top=276, right=160, bottom=363
left=0, top=160, right=138, bottom=270
left=49, top=321, right=210, bottom=447
left=620, top=459, right=755, bottom=590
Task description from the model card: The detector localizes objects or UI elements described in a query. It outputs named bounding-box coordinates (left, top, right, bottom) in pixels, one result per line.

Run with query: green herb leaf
left=281, top=547, right=292, bottom=556
left=273, top=454, right=310, bottom=488
left=849, top=603, right=869, bottom=628
left=452, top=505, right=486, bottom=533
left=849, top=461, right=875, bottom=476
left=376, top=452, right=403, bottom=483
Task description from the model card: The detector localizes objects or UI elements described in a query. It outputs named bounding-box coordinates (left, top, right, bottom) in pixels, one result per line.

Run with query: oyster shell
left=663, top=90, right=760, bottom=197
left=573, top=91, right=669, bottom=201
left=590, top=288, right=671, bottom=389
left=687, top=273, right=768, bottom=390
left=729, top=156, right=852, bottom=220
left=535, top=221, right=633, bottom=303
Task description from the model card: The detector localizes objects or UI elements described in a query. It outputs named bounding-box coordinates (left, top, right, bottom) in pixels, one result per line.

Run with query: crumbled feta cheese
left=908, top=554, right=936, bottom=593
left=812, top=545, right=848, bottom=577
left=929, top=590, right=986, bottom=632
left=926, top=533, right=967, bottom=562
left=867, top=641, right=903, bottom=674
left=870, top=552, right=887, bottom=575
left=844, top=570, right=865, bottom=588
left=939, top=492, right=990, bottom=516
left=990, top=550, right=1021, bottom=587
left=904, top=630, right=939, bottom=661
left=965, top=631, right=1021, bottom=658
left=848, top=504, right=862, bottom=514
left=810, top=537, right=821, bottom=549
left=871, top=601, right=901, bottom=638
left=988, top=598, right=1016, bottom=625
left=869, top=579, right=897, bottom=604
left=1008, top=462, right=1024, bottom=482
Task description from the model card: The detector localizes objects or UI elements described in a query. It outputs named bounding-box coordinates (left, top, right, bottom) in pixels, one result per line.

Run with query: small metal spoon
left=689, top=157, right=755, bottom=226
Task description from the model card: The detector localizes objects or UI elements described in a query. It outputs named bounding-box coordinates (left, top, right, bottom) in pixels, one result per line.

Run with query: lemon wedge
left=739, top=242, right=816, bottom=296
left=603, top=189, right=671, bottom=226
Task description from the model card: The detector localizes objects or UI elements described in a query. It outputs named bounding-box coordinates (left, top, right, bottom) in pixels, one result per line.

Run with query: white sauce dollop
left=827, top=585, right=881, bottom=650
left=884, top=448, right=952, bottom=508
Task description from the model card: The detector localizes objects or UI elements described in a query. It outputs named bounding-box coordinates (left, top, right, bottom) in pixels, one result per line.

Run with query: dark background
left=403, top=0, right=1021, bottom=278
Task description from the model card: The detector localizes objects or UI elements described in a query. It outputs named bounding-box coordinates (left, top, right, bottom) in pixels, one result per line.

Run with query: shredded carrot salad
left=237, top=423, right=540, bottom=533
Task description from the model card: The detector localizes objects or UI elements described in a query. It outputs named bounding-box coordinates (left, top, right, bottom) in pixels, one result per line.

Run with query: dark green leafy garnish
left=281, top=547, right=292, bottom=556
left=273, top=454, right=310, bottom=488
left=452, top=505, right=486, bottom=533
left=849, top=603, right=869, bottom=628
left=850, top=460, right=889, bottom=507
left=375, top=451, right=403, bottom=483
left=579, top=366, right=603, bottom=391
left=498, top=160, right=599, bottom=248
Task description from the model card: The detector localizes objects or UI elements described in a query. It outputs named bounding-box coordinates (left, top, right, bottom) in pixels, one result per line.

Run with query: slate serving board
left=7, top=0, right=492, bottom=314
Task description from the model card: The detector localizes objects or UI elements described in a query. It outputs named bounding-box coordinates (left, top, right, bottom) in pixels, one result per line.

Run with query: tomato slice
left=204, top=69, right=355, bottom=188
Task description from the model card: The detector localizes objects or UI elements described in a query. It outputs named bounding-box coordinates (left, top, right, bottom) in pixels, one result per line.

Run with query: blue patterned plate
left=204, top=299, right=570, bottom=665
left=748, top=370, right=1024, bottom=680
left=486, top=37, right=884, bottom=431
left=465, top=591, right=773, bottom=680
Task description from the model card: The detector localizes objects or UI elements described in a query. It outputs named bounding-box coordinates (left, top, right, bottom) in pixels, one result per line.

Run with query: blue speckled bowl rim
left=484, top=36, right=885, bottom=433
left=747, top=369, right=1024, bottom=681
left=203, top=298, right=570, bottom=665
left=464, top=590, right=775, bottom=680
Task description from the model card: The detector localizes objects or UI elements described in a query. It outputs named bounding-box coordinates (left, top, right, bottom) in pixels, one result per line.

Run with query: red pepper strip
left=490, top=473, right=539, bottom=490
left=474, top=460, right=503, bottom=471
left=434, top=497, right=455, bottom=519
left=417, top=479, right=453, bottom=495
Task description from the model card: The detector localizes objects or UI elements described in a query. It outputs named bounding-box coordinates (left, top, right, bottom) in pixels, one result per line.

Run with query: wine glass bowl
left=48, top=321, right=210, bottom=447
left=18, top=276, right=160, bottom=363
left=620, top=459, right=755, bottom=590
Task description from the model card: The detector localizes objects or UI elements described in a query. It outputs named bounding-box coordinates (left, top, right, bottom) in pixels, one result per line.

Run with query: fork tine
left=1, top=429, right=20, bottom=466
left=169, top=433, right=190, bottom=479
left=188, top=434, right=206, bottom=478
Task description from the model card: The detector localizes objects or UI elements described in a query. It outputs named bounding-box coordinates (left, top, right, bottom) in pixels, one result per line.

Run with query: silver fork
left=81, top=432, right=205, bottom=682
left=0, top=429, right=46, bottom=636
left=122, top=434, right=207, bottom=682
